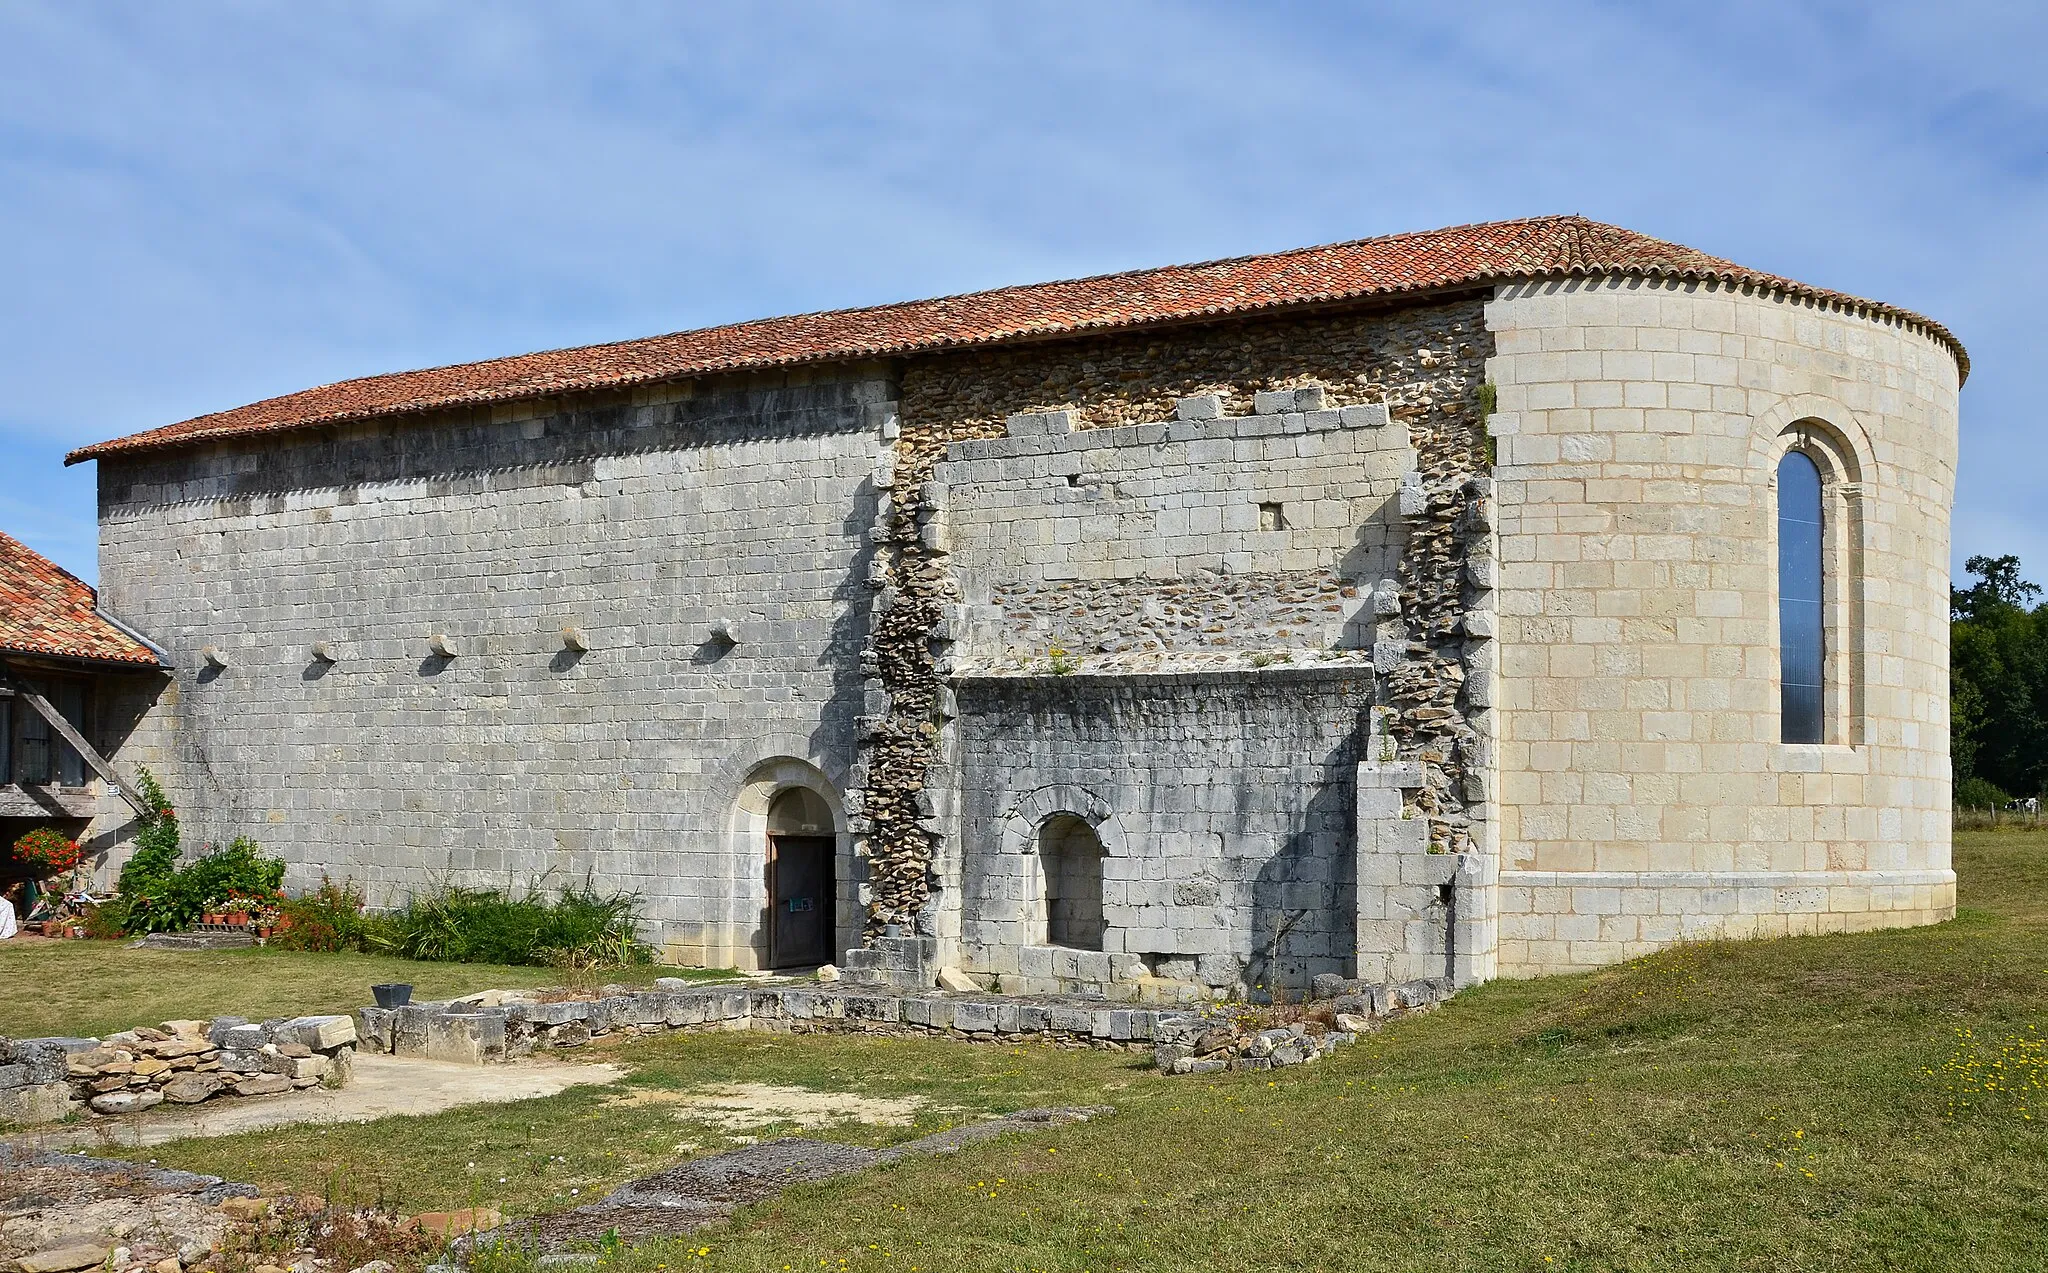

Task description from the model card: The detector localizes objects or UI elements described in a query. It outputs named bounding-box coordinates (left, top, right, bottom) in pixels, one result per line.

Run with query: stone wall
left=0, top=1014, right=357, bottom=1125
left=862, top=298, right=1496, bottom=947
left=936, top=396, right=1405, bottom=671
left=95, top=369, right=895, bottom=968
left=1484, top=276, right=1960, bottom=974
left=949, top=668, right=1372, bottom=996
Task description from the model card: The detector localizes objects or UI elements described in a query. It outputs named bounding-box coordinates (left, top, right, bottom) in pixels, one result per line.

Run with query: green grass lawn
left=100, top=832, right=2048, bottom=1271
left=0, top=942, right=726, bottom=1039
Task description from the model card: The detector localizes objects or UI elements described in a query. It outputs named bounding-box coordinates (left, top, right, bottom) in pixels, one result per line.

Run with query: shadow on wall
left=806, top=473, right=882, bottom=766
left=81, top=670, right=171, bottom=869
left=1243, top=718, right=1361, bottom=999
left=1335, top=490, right=1404, bottom=649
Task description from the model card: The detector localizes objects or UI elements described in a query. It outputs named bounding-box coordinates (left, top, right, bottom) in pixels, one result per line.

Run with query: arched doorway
left=1038, top=814, right=1105, bottom=951
left=767, top=786, right=836, bottom=969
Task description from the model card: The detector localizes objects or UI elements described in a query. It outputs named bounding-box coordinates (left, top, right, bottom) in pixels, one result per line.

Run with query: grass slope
left=105, top=833, right=2048, bottom=1270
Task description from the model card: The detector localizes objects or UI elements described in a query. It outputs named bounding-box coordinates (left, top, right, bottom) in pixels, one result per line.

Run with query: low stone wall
left=0, top=1014, right=357, bottom=1125
left=0, top=1039, right=71, bottom=1125
left=356, top=975, right=1452, bottom=1070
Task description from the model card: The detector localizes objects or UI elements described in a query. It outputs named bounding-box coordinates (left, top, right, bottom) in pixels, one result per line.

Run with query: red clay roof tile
left=66, top=215, right=1966, bottom=465
left=0, top=532, right=160, bottom=667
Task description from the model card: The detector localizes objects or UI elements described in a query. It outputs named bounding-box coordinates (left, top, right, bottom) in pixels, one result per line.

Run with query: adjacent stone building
left=64, top=215, right=1964, bottom=996
left=0, top=531, right=165, bottom=874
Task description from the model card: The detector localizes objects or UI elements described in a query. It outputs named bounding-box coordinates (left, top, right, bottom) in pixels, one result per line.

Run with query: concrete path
left=8, top=1053, right=625, bottom=1150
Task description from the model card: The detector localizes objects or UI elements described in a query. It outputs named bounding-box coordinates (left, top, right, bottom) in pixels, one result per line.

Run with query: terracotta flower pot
left=227, top=911, right=249, bottom=927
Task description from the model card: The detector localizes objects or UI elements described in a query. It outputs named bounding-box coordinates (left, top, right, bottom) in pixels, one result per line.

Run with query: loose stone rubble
left=1149, top=976, right=1442, bottom=1075
left=0, top=1015, right=357, bottom=1127
left=0, top=1143, right=256, bottom=1273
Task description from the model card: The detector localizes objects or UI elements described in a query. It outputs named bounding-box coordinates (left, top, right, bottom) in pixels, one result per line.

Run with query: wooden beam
left=0, top=659, right=151, bottom=817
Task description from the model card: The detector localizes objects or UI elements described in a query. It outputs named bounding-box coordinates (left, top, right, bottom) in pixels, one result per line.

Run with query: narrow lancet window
left=1778, top=450, right=1825, bottom=743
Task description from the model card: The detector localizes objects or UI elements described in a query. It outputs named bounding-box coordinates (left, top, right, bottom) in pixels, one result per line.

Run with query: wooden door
left=769, top=834, right=835, bottom=968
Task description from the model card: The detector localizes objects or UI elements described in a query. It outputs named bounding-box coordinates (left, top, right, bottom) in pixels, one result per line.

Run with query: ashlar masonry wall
left=950, top=668, right=1373, bottom=997
left=95, top=369, right=896, bottom=969
left=1485, top=277, right=1959, bottom=975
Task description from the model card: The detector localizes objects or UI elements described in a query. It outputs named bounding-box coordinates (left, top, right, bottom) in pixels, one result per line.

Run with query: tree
left=1951, top=556, right=2048, bottom=800
left=1953, top=553, right=2041, bottom=622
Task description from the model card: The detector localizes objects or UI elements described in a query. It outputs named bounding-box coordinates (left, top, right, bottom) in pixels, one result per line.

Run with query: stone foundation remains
left=353, top=974, right=1450, bottom=1070
left=0, top=1014, right=357, bottom=1125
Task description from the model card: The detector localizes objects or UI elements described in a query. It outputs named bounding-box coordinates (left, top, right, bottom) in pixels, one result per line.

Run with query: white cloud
left=0, top=0, right=2041, bottom=580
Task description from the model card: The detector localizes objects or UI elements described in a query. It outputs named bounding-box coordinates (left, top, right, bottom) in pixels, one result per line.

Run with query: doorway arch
left=729, top=757, right=845, bottom=971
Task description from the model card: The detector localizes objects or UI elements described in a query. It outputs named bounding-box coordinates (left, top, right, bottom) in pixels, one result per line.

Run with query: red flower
left=12, top=828, right=82, bottom=878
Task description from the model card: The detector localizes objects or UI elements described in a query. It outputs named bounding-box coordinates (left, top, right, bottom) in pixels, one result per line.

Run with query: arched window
left=1778, top=450, right=1825, bottom=744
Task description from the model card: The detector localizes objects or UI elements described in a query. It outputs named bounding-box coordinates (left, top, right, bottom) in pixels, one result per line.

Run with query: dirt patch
left=608, top=1083, right=932, bottom=1130
left=13, top=1053, right=625, bottom=1152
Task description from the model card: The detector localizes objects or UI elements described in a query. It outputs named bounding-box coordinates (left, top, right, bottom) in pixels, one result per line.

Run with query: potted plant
left=254, top=893, right=281, bottom=940
left=11, top=827, right=82, bottom=879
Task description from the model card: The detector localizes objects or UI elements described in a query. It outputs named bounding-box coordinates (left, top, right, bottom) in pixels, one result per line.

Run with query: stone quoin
left=59, top=216, right=1962, bottom=995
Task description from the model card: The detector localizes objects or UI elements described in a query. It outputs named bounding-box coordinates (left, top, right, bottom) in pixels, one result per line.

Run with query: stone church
left=63, top=215, right=1962, bottom=998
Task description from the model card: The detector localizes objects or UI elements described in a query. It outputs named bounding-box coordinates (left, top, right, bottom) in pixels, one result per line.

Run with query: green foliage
left=1956, top=776, right=2012, bottom=811
left=270, top=877, right=393, bottom=954
left=116, top=768, right=182, bottom=901
left=382, top=877, right=653, bottom=968
left=1952, top=553, right=2041, bottom=622
left=80, top=899, right=128, bottom=940
left=1950, top=556, right=2048, bottom=800
left=114, top=772, right=287, bottom=933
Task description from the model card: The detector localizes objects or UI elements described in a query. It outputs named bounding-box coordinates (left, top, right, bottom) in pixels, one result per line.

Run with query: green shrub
left=1958, top=776, right=2013, bottom=810
left=384, top=877, right=652, bottom=968
left=270, top=876, right=392, bottom=953
left=114, top=772, right=286, bottom=933
left=80, top=899, right=128, bottom=940
left=115, top=768, right=182, bottom=924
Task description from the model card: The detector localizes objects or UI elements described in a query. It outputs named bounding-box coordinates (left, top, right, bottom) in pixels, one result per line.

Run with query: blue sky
left=3, top=2, right=2042, bottom=588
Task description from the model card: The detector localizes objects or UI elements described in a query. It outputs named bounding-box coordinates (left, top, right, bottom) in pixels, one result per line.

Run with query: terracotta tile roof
left=0, top=532, right=160, bottom=666
left=67, top=215, right=1966, bottom=464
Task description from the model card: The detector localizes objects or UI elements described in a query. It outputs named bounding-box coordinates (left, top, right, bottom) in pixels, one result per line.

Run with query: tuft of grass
left=90, top=833, right=2048, bottom=1270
